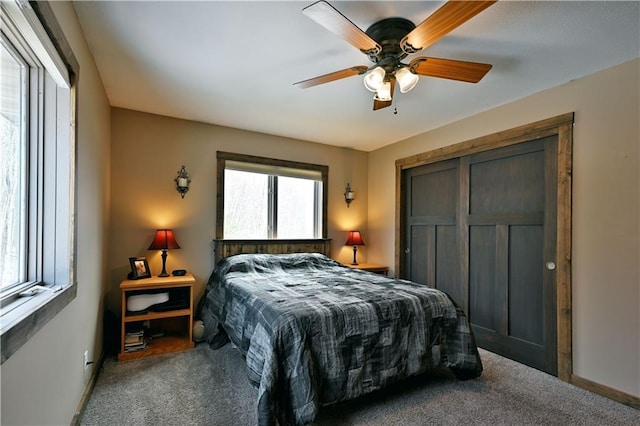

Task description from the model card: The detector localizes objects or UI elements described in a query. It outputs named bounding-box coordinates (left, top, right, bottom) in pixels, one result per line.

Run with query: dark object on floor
left=103, top=310, right=120, bottom=356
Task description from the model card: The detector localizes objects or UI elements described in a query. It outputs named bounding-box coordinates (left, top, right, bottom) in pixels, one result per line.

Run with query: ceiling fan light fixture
left=363, top=66, right=385, bottom=92
left=374, top=81, right=392, bottom=101
left=295, top=1, right=496, bottom=111
left=396, top=67, right=419, bottom=93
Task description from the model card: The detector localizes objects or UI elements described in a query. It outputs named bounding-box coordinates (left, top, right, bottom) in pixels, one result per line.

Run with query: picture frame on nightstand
left=128, top=257, right=151, bottom=279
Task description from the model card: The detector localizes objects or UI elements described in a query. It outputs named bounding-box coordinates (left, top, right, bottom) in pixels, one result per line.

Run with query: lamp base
left=158, top=249, right=169, bottom=277
left=351, top=246, right=359, bottom=265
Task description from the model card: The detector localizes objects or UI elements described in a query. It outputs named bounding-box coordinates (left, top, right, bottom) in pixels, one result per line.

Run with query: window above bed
left=216, top=152, right=328, bottom=240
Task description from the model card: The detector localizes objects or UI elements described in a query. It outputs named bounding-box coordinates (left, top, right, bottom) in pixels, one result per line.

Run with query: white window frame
left=0, top=0, right=78, bottom=363
left=216, top=152, right=328, bottom=241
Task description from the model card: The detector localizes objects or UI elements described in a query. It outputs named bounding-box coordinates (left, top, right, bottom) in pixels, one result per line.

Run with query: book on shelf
left=124, top=334, right=143, bottom=345
left=124, top=328, right=147, bottom=351
left=124, top=342, right=147, bottom=352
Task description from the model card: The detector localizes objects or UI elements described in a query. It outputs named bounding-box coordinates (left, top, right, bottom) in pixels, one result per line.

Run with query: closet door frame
left=395, top=113, right=574, bottom=381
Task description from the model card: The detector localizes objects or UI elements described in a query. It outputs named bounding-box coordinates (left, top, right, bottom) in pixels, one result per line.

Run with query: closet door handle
left=546, top=261, right=556, bottom=270
left=405, top=248, right=410, bottom=254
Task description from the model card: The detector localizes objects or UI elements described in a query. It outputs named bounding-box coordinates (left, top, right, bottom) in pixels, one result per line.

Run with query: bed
left=200, top=245, right=482, bottom=425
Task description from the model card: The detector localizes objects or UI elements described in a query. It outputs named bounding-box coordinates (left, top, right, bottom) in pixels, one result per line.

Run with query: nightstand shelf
left=124, top=308, right=192, bottom=322
left=118, top=274, right=195, bottom=361
left=344, top=263, right=389, bottom=275
left=118, top=335, right=194, bottom=362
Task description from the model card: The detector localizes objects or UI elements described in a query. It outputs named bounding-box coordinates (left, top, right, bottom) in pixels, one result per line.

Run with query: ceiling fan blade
left=409, top=57, right=492, bottom=83
left=294, top=66, right=369, bottom=89
left=303, top=1, right=381, bottom=56
left=373, top=76, right=395, bottom=111
left=401, top=1, right=497, bottom=54
left=373, top=99, right=391, bottom=110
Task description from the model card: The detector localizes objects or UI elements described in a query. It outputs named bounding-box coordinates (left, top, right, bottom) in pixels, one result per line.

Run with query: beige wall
left=107, top=109, right=369, bottom=311
left=367, top=58, right=640, bottom=397
left=0, top=2, right=112, bottom=425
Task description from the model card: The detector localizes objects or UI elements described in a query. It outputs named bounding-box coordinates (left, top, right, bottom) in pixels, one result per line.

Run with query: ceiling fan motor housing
left=365, top=17, right=416, bottom=66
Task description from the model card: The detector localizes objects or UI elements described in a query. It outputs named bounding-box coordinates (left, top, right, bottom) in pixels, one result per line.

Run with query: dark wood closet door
left=401, top=137, right=558, bottom=375
left=466, top=138, right=557, bottom=374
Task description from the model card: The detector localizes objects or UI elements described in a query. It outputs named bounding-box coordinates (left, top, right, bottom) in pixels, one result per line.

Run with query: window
left=1, top=38, right=27, bottom=290
left=217, top=152, right=328, bottom=240
left=276, top=176, right=319, bottom=239
left=1, top=1, right=78, bottom=363
left=224, top=169, right=269, bottom=238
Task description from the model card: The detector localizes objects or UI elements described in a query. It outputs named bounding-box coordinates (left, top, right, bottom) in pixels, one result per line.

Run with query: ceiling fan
left=294, top=0, right=496, bottom=111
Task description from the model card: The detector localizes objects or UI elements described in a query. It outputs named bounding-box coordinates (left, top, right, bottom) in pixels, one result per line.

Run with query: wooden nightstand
left=344, top=263, right=389, bottom=275
left=118, top=274, right=195, bottom=361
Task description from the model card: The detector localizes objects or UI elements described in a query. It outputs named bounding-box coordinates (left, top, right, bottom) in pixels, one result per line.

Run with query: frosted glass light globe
left=363, top=67, right=385, bottom=92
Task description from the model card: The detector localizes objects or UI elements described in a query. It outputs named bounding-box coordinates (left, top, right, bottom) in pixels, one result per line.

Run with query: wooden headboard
left=213, top=239, right=332, bottom=264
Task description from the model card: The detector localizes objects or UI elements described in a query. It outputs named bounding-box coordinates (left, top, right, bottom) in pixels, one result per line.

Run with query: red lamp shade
left=148, top=229, right=181, bottom=250
left=148, top=229, right=180, bottom=277
left=345, top=231, right=365, bottom=246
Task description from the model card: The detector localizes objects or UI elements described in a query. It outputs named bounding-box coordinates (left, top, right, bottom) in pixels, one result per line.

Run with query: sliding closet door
left=466, top=137, right=557, bottom=374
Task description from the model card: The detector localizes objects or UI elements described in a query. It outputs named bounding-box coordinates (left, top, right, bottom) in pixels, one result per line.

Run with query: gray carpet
left=80, top=344, right=639, bottom=425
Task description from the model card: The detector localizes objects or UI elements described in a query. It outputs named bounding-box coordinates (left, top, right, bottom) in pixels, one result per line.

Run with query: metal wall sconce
left=344, top=183, right=355, bottom=207
left=175, top=165, right=191, bottom=198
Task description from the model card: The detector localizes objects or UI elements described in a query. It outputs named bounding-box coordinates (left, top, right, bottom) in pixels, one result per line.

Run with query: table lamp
left=345, top=230, right=365, bottom=265
left=148, top=229, right=181, bottom=277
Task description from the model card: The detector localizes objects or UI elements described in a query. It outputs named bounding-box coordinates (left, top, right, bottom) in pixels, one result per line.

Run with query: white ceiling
left=73, top=1, right=639, bottom=152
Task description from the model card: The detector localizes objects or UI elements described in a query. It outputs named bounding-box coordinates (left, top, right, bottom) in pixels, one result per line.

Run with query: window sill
left=1, top=283, right=77, bottom=364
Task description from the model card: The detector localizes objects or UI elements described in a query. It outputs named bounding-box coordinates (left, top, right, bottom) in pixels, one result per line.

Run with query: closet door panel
left=509, top=225, right=544, bottom=345
left=408, top=224, right=459, bottom=294
left=410, top=225, right=433, bottom=286
left=435, top=225, right=460, bottom=303
left=411, top=169, right=457, bottom=217
left=469, top=225, right=498, bottom=332
left=469, top=147, right=544, bottom=215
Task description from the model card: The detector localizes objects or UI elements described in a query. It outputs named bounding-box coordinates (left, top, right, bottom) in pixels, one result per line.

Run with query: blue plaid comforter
left=200, top=253, right=482, bottom=425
